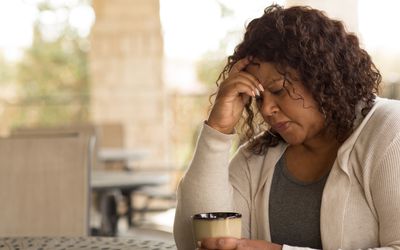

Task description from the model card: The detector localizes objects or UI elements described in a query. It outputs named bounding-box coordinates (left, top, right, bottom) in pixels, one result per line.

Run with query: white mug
left=192, top=212, right=242, bottom=245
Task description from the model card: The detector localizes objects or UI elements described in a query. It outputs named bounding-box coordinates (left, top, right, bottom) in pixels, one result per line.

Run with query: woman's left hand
left=198, top=237, right=283, bottom=250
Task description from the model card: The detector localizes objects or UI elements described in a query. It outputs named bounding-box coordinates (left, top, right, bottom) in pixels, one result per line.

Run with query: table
left=98, top=148, right=149, bottom=166
left=98, top=148, right=150, bottom=171
left=92, top=170, right=169, bottom=191
left=0, top=236, right=176, bottom=250
left=91, top=170, right=169, bottom=236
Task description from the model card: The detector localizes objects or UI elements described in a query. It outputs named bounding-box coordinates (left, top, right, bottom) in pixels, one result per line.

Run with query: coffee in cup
left=192, top=212, right=242, bottom=244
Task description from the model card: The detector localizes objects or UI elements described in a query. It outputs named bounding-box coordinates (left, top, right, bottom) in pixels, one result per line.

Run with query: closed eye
left=270, top=88, right=284, bottom=95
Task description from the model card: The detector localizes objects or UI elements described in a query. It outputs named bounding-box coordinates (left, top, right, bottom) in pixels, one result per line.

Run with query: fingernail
left=258, top=84, right=265, bottom=92
left=197, top=241, right=201, bottom=247
left=255, top=89, right=260, bottom=96
left=251, top=91, right=256, bottom=97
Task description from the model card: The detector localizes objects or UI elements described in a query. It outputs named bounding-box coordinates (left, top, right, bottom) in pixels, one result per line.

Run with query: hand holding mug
left=192, top=212, right=242, bottom=248
left=198, top=237, right=283, bottom=250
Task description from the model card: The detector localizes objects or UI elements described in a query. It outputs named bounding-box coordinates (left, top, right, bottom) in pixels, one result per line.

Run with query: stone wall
left=89, top=0, right=169, bottom=166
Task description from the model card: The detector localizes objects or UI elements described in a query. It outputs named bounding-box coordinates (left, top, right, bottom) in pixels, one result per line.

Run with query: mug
left=192, top=212, right=242, bottom=245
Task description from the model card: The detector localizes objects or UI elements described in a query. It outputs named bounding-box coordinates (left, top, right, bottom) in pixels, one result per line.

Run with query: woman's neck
left=285, top=129, right=341, bottom=182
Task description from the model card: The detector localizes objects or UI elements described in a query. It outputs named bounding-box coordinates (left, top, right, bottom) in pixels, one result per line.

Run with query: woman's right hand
left=197, top=237, right=283, bottom=250
left=206, top=57, right=263, bottom=134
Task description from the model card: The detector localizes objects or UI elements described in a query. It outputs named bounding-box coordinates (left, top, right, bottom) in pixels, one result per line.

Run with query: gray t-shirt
left=269, top=156, right=329, bottom=249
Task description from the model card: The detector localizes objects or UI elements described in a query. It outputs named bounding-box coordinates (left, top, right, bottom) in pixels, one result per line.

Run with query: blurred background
left=0, top=0, right=399, bottom=238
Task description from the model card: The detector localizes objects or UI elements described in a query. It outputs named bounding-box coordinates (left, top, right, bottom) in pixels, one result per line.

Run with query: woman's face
left=245, top=61, right=326, bottom=145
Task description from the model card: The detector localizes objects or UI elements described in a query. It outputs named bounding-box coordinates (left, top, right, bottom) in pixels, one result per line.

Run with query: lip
left=271, top=121, right=290, bottom=132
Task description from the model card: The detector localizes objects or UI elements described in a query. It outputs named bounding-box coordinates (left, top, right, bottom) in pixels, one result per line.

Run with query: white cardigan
left=174, top=97, right=400, bottom=250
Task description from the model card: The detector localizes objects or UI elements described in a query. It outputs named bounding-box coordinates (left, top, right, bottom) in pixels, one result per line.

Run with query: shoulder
left=372, top=97, right=400, bottom=117
left=353, top=97, right=400, bottom=160
left=359, top=97, right=400, bottom=134
left=344, top=98, right=400, bottom=183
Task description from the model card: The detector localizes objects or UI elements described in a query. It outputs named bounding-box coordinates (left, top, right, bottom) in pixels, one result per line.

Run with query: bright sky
left=358, top=0, right=400, bottom=52
left=0, top=0, right=94, bottom=60
left=159, top=0, right=284, bottom=59
left=0, top=1, right=36, bottom=60
left=0, top=0, right=400, bottom=61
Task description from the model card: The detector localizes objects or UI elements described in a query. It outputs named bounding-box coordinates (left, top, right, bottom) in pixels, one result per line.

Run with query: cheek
left=290, top=94, right=324, bottom=129
left=304, top=112, right=326, bottom=135
left=289, top=104, right=325, bottom=132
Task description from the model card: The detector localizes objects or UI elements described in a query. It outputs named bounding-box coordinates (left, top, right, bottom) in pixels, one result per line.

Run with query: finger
left=236, top=239, right=278, bottom=250
left=229, top=80, right=258, bottom=98
left=223, top=72, right=263, bottom=95
left=217, top=80, right=255, bottom=99
left=201, top=237, right=239, bottom=249
left=237, top=72, right=264, bottom=94
left=220, top=75, right=261, bottom=98
left=229, top=57, right=251, bottom=76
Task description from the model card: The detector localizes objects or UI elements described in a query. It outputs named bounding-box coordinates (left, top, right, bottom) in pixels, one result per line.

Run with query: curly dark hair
left=215, top=4, right=381, bottom=155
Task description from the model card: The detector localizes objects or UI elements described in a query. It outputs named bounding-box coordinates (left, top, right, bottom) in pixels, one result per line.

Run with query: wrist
left=205, top=120, right=234, bottom=134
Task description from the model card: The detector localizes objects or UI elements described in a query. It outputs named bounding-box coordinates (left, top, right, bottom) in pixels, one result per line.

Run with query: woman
left=173, top=4, right=400, bottom=250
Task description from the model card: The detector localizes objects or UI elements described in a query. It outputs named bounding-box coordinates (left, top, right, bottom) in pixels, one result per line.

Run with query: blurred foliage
left=14, top=25, right=89, bottom=126
left=195, top=1, right=240, bottom=87
left=11, top=1, right=90, bottom=128
left=0, top=54, right=14, bottom=84
left=196, top=49, right=227, bottom=87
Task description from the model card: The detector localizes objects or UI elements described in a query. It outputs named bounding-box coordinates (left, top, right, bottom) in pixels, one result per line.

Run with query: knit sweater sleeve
left=173, top=123, right=252, bottom=250
left=370, top=132, right=400, bottom=249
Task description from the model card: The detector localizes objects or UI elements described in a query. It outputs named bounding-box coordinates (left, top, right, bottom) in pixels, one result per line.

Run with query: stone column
left=89, top=0, right=168, bottom=166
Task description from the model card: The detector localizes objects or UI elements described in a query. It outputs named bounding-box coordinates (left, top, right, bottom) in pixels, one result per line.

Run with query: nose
left=260, top=93, right=279, bottom=117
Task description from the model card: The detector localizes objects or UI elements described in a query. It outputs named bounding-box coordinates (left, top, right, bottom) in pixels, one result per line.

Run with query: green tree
left=0, top=53, right=14, bottom=85
left=13, top=1, right=90, bottom=128
left=196, top=49, right=227, bottom=88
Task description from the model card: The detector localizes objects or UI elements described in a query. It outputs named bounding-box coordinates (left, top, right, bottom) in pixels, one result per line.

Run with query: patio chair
left=0, top=131, right=92, bottom=236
